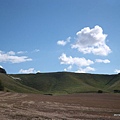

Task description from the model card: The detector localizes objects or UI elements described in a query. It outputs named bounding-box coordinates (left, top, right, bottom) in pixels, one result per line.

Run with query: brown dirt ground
left=0, top=92, right=120, bottom=120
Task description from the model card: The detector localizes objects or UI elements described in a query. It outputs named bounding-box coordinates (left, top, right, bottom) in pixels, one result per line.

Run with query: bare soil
left=0, top=92, right=120, bottom=120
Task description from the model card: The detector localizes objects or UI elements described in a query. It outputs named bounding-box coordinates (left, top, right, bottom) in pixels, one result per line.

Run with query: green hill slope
left=9, top=72, right=120, bottom=94
left=0, top=73, right=40, bottom=93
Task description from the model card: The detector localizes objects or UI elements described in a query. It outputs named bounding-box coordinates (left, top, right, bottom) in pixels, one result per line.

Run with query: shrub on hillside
left=114, top=90, right=120, bottom=93
left=0, top=80, right=4, bottom=91
left=97, top=90, right=103, bottom=93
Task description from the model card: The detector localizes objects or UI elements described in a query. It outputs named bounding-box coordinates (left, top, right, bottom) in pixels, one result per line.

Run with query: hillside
left=0, top=73, right=41, bottom=93
left=0, top=72, right=120, bottom=94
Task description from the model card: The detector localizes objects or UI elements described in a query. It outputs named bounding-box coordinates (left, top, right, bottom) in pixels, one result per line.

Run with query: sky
left=0, top=0, right=120, bottom=74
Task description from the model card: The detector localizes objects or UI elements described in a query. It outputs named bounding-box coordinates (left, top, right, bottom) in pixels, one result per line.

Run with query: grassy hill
left=0, top=72, right=120, bottom=94
left=0, top=73, right=41, bottom=93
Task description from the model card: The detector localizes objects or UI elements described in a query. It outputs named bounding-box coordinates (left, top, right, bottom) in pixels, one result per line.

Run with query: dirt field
left=0, top=92, right=120, bottom=120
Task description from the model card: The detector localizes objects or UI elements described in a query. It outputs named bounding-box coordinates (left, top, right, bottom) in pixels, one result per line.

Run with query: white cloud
left=32, top=49, right=40, bottom=52
left=59, top=53, right=95, bottom=73
left=64, top=65, right=72, bottom=71
left=75, top=66, right=95, bottom=73
left=19, top=68, right=36, bottom=74
left=59, top=53, right=94, bottom=67
left=57, top=37, right=71, bottom=46
left=71, top=25, right=111, bottom=56
left=0, top=50, right=32, bottom=63
left=37, top=70, right=41, bottom=73
left=57, top=40, right=66, bottom=46
left=66, top=37, right=71, bottom=42
left=7, top=51, right=15, bottom=55
left=17, top=51, right=27, bottom=54
left=95, top=59, right=110, bottom=63
left=114, top=69, right=120, bottom=74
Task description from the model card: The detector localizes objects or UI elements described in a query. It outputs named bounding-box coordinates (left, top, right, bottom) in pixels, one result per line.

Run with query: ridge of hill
left=0, top=72, right=120, bottom=94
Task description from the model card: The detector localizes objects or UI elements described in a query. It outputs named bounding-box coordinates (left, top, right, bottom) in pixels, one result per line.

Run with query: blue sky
left=0, top=0, right=120, bottom=74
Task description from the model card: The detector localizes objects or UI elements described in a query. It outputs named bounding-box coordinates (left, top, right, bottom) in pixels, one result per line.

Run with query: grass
left=0, top=73, right=41, bottom=93
left=0, top=72, right=120, bottom=94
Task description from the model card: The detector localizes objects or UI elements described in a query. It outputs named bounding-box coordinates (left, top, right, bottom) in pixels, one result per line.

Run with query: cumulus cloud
left=75, top=66, right=95, bottom=73
left=114, top=69, right=120, bottom=74
left=0, top=50, right=32, bottom=63
left=71, top=25, right=111, bottom=56
left=59, top=53, right=94, bottom=67
left=19, top=68, right=37, bottom=74
left=57, top=37, right=71, bottom=46
left=95, top=59, right=110, bottom=63
left=59, top=53, right=94, bottom=73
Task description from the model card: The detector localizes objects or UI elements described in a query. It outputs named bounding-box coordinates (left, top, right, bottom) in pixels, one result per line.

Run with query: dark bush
left=44, top=94, right=53, bottom=96
left=114, top=90, right=120, bottom=93
left=97, top=90, right=103, bottom=93
left=0, top=80, right=4, bottom=91
left=6, top=90, right=10, bottom=92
